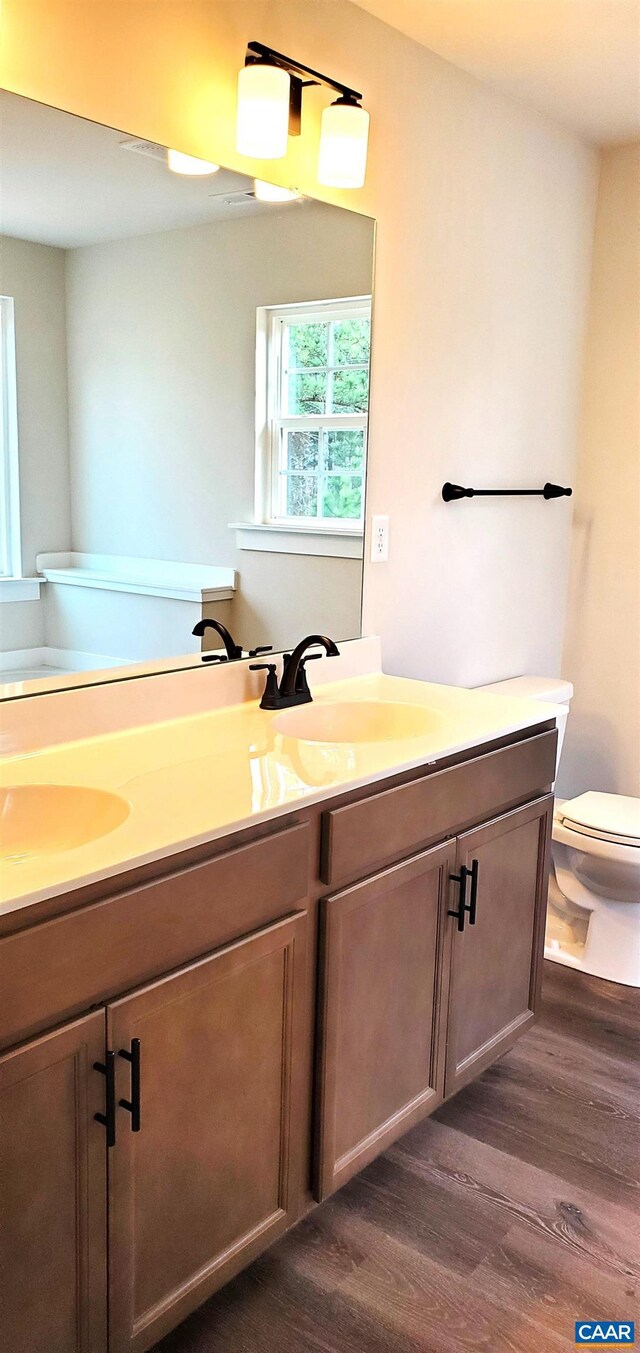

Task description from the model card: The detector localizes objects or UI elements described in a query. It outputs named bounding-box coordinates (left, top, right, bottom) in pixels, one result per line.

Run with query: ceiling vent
left=208, top=190, right=304, bottom=209
left=204, top=189, right=261, bottom=208
left=119, top=138, right=168, bottom=162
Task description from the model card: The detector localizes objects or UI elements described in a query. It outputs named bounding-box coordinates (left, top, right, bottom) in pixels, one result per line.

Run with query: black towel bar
left=442, top=482, right=572, bottom=502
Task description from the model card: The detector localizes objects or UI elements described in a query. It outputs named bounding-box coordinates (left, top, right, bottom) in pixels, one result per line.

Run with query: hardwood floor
left=155, top=963, right=640, bottom=1353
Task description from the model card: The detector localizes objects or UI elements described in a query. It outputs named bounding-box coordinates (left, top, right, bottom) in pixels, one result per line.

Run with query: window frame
left=0, top=295, right=22, bottom=579
left=255, top=296, right=371, bottom=534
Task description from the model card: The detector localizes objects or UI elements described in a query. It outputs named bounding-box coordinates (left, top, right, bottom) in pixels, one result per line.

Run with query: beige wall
left=233, top=552, right=362, bottom=652
left=0, top=234, right=71, bottom=653
left=0, top=0, right=597, bottom=683
left=0, top=598, right=45, bottom=650
left=62, top=200, right=371, bottom=653
left=0, top=201, right=368, bottom=661
left=559, top=143, right=640, bottom=799
left=0, top=235, right=71, bottom=573
left=65, top=202, right=373, bottom=563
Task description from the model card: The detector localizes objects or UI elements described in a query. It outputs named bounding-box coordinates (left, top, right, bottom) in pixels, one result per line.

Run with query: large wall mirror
left=0, top=91, right=375, bottom=698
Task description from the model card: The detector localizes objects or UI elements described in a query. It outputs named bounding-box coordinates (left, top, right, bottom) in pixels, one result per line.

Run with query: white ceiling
left=0, top=92, right=307, bottom=249
left=351, top=0, right=640, bottom=144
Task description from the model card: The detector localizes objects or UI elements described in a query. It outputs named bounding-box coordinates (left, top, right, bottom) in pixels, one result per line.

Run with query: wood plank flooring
left=155, top=963, right=640, bottom=1352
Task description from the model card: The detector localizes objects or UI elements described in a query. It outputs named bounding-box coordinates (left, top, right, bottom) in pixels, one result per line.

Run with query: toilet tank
left=476, top=676, right=574, bottom=777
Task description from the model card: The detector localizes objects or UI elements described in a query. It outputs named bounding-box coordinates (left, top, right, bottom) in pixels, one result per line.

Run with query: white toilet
left=479, top=675, right=640, bottom=987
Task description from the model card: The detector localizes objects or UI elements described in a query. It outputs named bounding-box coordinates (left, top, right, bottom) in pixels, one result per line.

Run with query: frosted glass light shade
left=318, top=100, right=370, bottom=189
left=167, top=149, right=219, bottom=175
left=254, top=179, right=300, bottom=202
left=237, top=63, right=291, bottom=159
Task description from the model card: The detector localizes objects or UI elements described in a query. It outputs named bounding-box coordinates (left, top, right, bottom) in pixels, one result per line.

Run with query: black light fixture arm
left=245, top=40, right=362, bottom=103
left=442, top=482, right=572, bottom=502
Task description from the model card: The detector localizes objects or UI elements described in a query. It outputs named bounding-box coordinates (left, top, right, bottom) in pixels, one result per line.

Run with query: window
left=257, top=297, right=371, bottom=531
left=0, top=296, right=21, bottom=578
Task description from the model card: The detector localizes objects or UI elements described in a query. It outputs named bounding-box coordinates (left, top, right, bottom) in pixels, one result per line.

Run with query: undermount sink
left=273, top=700, right=439, bottom=745
left=0, top=784, right=130, bottom=861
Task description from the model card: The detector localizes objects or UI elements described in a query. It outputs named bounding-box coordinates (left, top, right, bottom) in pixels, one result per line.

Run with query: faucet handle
left=248, top=645, right=273, bottom=659
left=280, top=652, right=292, bottom=682
left=296, top=652, right=323, bottom=696
left=249, top=662, right=280, bottom=711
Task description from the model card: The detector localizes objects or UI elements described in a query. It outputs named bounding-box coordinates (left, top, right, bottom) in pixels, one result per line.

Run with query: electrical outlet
left=370, top=514, right=389, bottom=562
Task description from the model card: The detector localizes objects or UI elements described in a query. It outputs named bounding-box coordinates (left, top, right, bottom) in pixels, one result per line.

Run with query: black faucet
left=250, top=634, right=339, bottom=711
left=192, top=618, right=243, bottom=662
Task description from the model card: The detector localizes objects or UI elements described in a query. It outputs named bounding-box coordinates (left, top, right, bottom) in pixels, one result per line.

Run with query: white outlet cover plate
left=371, top=514, right=389, bottom=562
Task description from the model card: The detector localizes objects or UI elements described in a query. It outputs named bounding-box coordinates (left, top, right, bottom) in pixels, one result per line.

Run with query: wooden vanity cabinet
left=444, top=795, right=553, bottom=1095
left=314, top=842, right=453, bottom=1201
left=0, top=1012, right=108, bottom=1353
left=314, top=794, right=554, bottom=1200
left=0, top=724, right=556, bottom=1353
left=0, top=912, right=308, bottom=1353
left=107, top=912, right=307, bottom=1353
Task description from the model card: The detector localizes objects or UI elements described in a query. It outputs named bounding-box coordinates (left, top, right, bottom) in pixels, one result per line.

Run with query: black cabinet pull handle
left=118, top=1039, right=141, bottom=1132
left=448, top=867, right=470, bottom=932
left=448, top=862, right=480, bottom=932
left=468, top=859, right=479, bottom=926
left=94, top=1050, right=116, bottom=1147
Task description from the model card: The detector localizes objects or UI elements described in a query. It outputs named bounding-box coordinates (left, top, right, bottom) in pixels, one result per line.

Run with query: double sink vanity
left=0, top=86, right=563, bottom=1353
left=0, top=640, right=560, bottom=1353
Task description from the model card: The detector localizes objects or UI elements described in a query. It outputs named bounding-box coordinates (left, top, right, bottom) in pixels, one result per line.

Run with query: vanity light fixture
left=253, top=179, right=301, bottom=202
left=317, top=96, right=370, bottom=189
left=237, top=41, right=369, bottom=188
left=167, top=149, right=220, bottom=175
left=237, top=57, right=292, bottom=159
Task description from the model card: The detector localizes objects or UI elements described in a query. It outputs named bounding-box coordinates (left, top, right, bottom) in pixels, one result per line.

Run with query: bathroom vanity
left=0, top=78, right=568, bottom=1353
left=0, top=670, right=557, bottom=1353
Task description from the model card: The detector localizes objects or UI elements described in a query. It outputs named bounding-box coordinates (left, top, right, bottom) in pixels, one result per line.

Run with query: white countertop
left=0, top=673, right=560, bottom=915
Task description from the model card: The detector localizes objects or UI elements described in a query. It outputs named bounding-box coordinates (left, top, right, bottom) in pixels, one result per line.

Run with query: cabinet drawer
left=0, top=822, right=309, bottom=1051
left=321, top=730, right=556, bottom=887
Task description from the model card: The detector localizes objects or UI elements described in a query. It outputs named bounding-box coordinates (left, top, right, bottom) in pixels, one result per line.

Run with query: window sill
left=231, top=523, right=363, bottom=559
left=0, top=577, right=42, bottom=603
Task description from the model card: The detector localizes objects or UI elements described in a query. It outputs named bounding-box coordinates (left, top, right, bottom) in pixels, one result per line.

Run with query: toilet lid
left=558, top=792, right=640, bottom=847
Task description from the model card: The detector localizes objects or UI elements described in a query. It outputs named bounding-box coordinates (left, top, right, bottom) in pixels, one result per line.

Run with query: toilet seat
left=553, top=817, right=640, bottom=871
left=474, top=675, right=640, bottom=984
left=557, top=820, right=639, bottom=848
left=556, top=792, right=640, bottom=850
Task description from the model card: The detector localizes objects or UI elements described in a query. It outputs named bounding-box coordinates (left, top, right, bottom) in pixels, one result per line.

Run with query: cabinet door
left=107, top=912, right=307, bottom=1353
left=444, top=795, right=553, bottom=1096
left=0, top=1011, right=108, bottom=1353
left=315, top=842, right=453, bottom=1202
